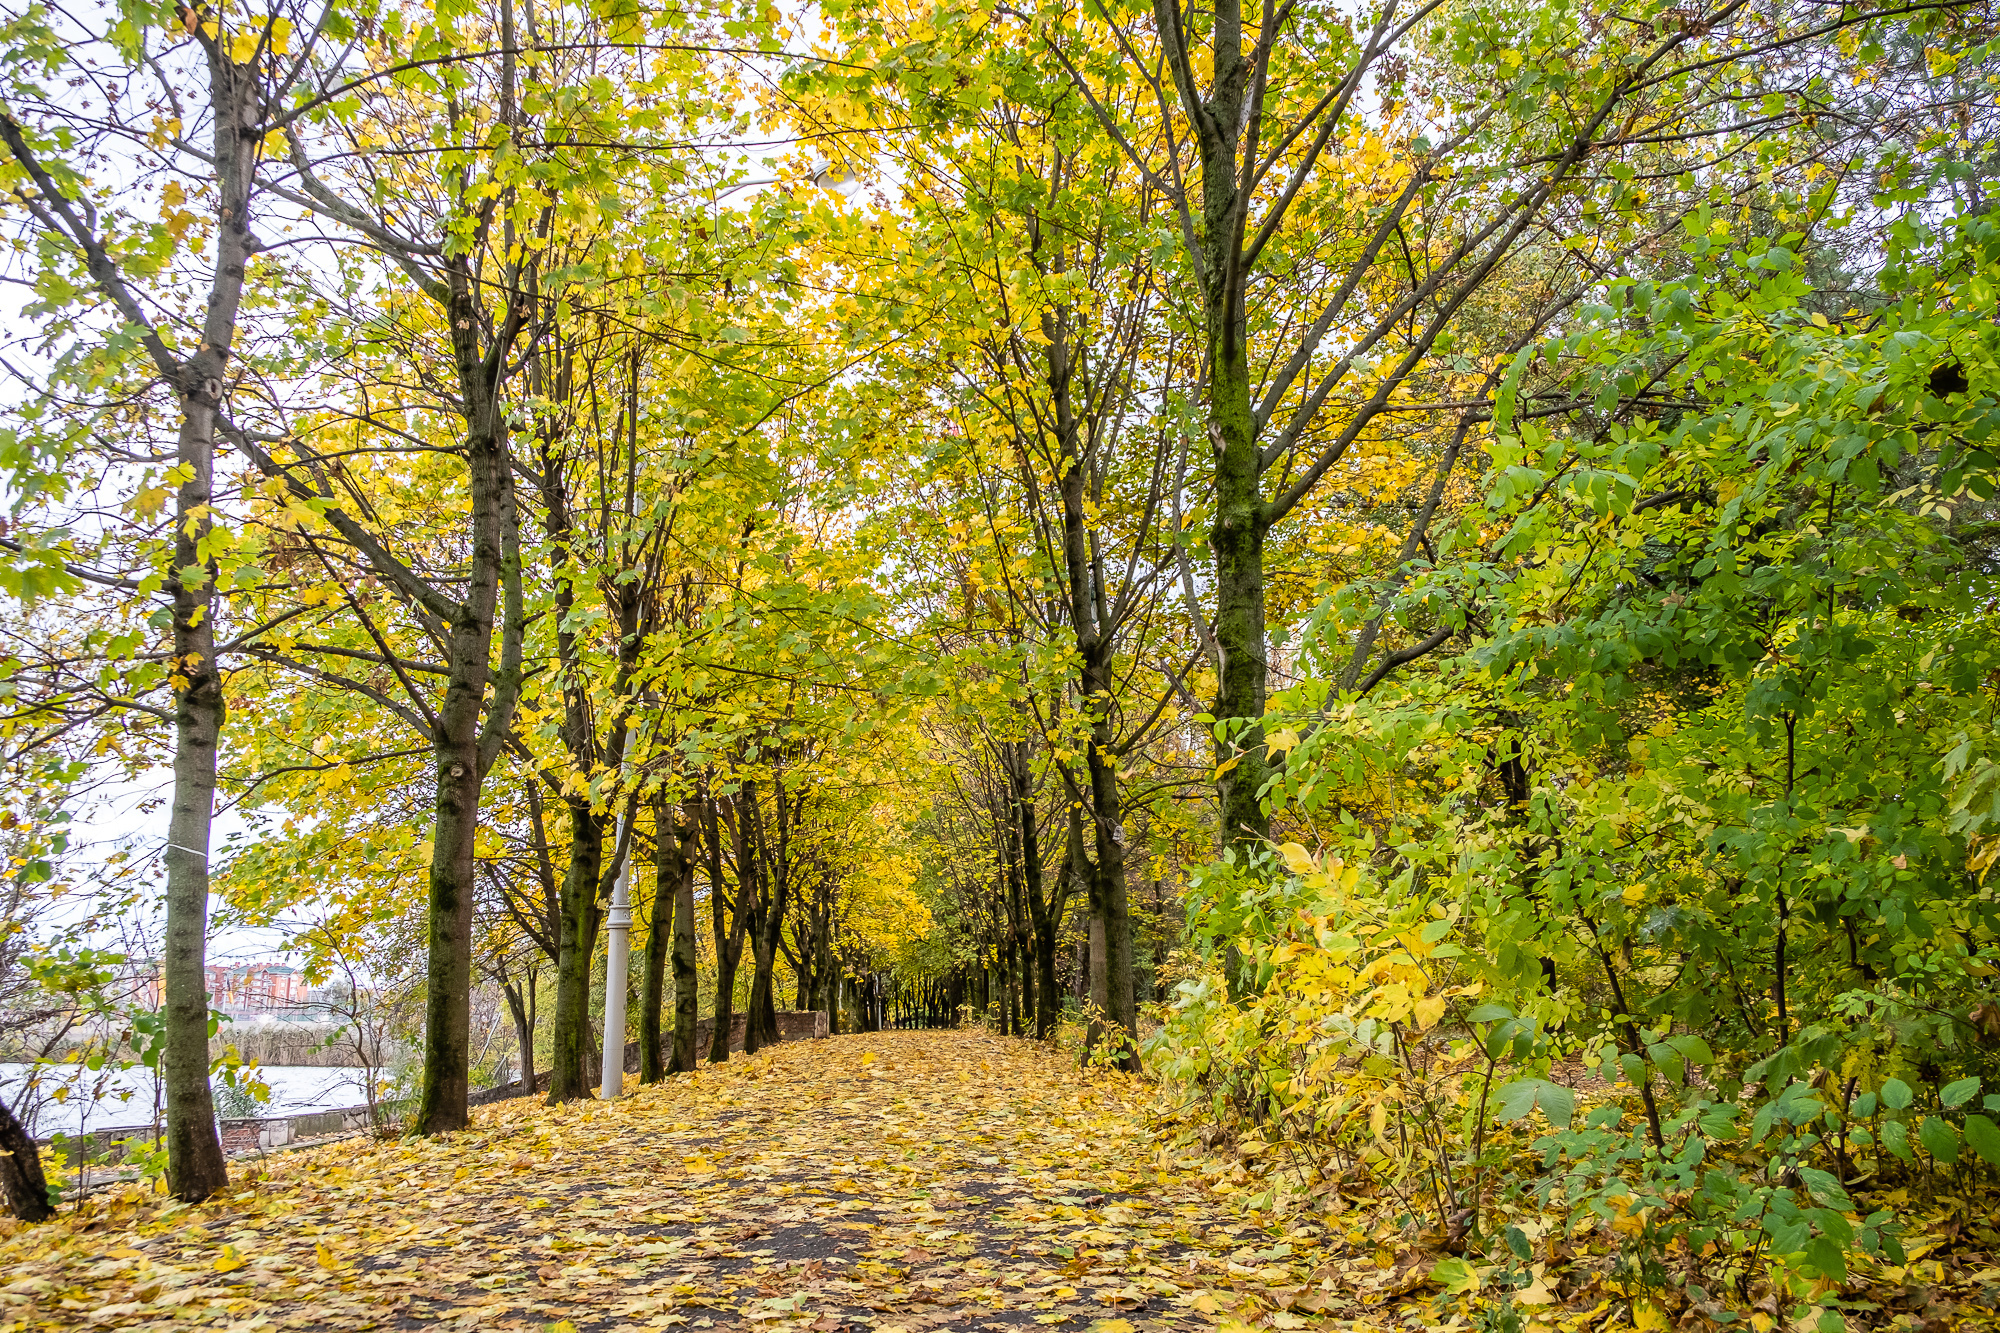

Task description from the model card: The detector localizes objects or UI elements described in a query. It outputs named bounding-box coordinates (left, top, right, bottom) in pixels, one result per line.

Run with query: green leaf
left=1963, top=1114, right=2000, bottom=1167
left=1493, top=1078, right=1575, bottom=1127
left=1664, top=1034, right=1715, bottom=1065
left=1803, top=1234, right=1848, bottom=1282
left=1919, top=1115, right=1960, bottom=1164
left=1795, top=1166, right=1852, bottom=1210
left=1881, top=1119, right=1914, bottom=1161
left=1942, top=1076, right=1982, bottom=1109
left=1428, top=1256, right=1479, bottom=1294
left=1880, top=1078, right=1913, bottom=1111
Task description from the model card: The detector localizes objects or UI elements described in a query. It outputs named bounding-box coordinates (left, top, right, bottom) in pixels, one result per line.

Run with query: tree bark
left=740, top=777, right=792, bottom=1055
left=500, top=967, right=536, bottom=1093
left=415, top=366, right=521, bottom=1130
left=1003, top=742, right=1063, bottom=1039
left=1044, top=308, right=1140, bottom=1066
left=161, top=380, right=231, bottom=1200
left=668, top=801, right=700, bottom=1074
left=547, top=803, right=606, bottom=1102
left=157, top=36, right=269, bottom=1200
left=707, top=793, right=748, bottom=1063
left=643, top=800, right=696, bottom=1081
left=0, top=1100, right=52, bottom=1222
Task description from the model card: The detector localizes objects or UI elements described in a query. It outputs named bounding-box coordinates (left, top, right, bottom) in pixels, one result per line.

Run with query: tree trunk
left=1207, top=328, right=1269, bottom=855
left=157, top=36, right=272, bottom=1202
left=707, top=795, right=747, bottom=1064
left=1006, top=742, right=1063, bottom=1040
left=547, top=802, right=606, bottom=1102
left=162, top=385, right=231, bottom=1201
left=1048, top=314, right=1140, bottom=1064
left=1086, top=743, right=1137, bottom=1068
left=640, top=800, right=683, bottom=1083
left=501, top=969, right=536, bottom=1093
left=415, top=273, right=523, bottom=1133
left=0, top=1100, right=52, bottom=1222
left=740, top=778, right=789, bottom=1055
left=668, top=801, right=700, bottom=1073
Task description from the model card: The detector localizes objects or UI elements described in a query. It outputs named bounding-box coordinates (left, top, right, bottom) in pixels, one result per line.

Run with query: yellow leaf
left=212, top=1244, right=247, bottom=1273
left=1277, top=842, right=1315, bottom=875
left=683, top=1156, right=716, bottom=1174
left=1091, top=1322, right=1136, bottom=1333
left=1632, top=1300, right=1671, bottom=1332
left=314, top=1241, right=340, bottom=1270
left=1265, top=728, right=1300, bottom=757
left=1413, top=994, right=1447, bottom=1031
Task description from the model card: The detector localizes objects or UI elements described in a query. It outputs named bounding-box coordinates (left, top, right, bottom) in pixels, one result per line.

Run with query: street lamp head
left=811, top=164, right=862, bottom=194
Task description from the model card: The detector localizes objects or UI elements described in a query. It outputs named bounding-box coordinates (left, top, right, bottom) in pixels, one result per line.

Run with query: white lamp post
left=600, top=817, right=634, bottom=1101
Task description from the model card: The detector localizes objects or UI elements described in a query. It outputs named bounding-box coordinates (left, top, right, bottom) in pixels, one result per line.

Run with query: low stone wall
left=691, top=1009, right=828, bottom=1055
left=693, top=1012, right=747, bottom=1057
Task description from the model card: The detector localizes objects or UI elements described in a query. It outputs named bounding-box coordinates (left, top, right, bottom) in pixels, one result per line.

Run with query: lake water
left=0, top=1063, right=379, bottom=1138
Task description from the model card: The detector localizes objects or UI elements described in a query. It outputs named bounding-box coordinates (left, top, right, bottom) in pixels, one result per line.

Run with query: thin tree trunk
left=414, top=272, right=525, bottom=1132
left=741, top=778, right=790, bottom=1054
left=501, top=970, right=536, bottom=1093
left=161, top=35, right=265, bottom=1202
left=1007, top=742, right=1063, bottom=1039
left=668, top=800, right=700, bottom=1073
left=161, top=382, right=230, bottom=1200
left=707, top=794, right=748, bottom=1064
left=640, top=799, right=678, bottom=1083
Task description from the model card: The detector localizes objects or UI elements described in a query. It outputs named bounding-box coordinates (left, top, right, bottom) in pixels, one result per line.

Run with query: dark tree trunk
left=668, top=801, right=700, bottom=1073
left=740, top=776, right=792, bottom=1055
left=547, top=803, right=606, bottom=1102
left=0, top=1100, right=52, bottom=1222
left=707, top=794, right=748, bottom=1064
left=640, top=800, right=681, bottom=1083
left=1005, top=742, right=1063, bottom=1039
left=501, top=968, right=537, bottom=1093
left=414, top=263, right=526, bottom=1133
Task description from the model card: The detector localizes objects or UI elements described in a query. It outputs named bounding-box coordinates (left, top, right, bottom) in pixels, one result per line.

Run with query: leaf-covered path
left=0, top=1032, right=1354, bottom=1332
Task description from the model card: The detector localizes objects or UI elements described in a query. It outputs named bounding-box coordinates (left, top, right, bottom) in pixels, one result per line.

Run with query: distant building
left=129, top=961, right=319, bottom=1016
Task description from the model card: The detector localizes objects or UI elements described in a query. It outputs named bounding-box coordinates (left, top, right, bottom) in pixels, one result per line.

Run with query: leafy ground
left=0, top=1031, right=1379, bottom=1333
left=16, top=1030, right=1994, bottom=1333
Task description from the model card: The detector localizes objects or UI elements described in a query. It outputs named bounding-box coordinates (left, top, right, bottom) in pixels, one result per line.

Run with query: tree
left=641, top=795, right=699, bottom=1078
left=0, top=0, right=368, bottom=1198
left=1031, top=0, right=1918, bottom=863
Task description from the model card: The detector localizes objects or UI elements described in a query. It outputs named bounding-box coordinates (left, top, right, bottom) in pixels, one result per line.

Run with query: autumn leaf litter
left=0, top=1031, right=1478, bottom=1332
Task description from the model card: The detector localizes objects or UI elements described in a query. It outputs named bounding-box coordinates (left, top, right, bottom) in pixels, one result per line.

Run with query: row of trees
left=1, top=3, right=1995, bottom=1307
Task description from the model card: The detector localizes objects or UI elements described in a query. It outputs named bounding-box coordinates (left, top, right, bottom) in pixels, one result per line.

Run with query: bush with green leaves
left=1154, top=209, right=2000, bottom=1311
